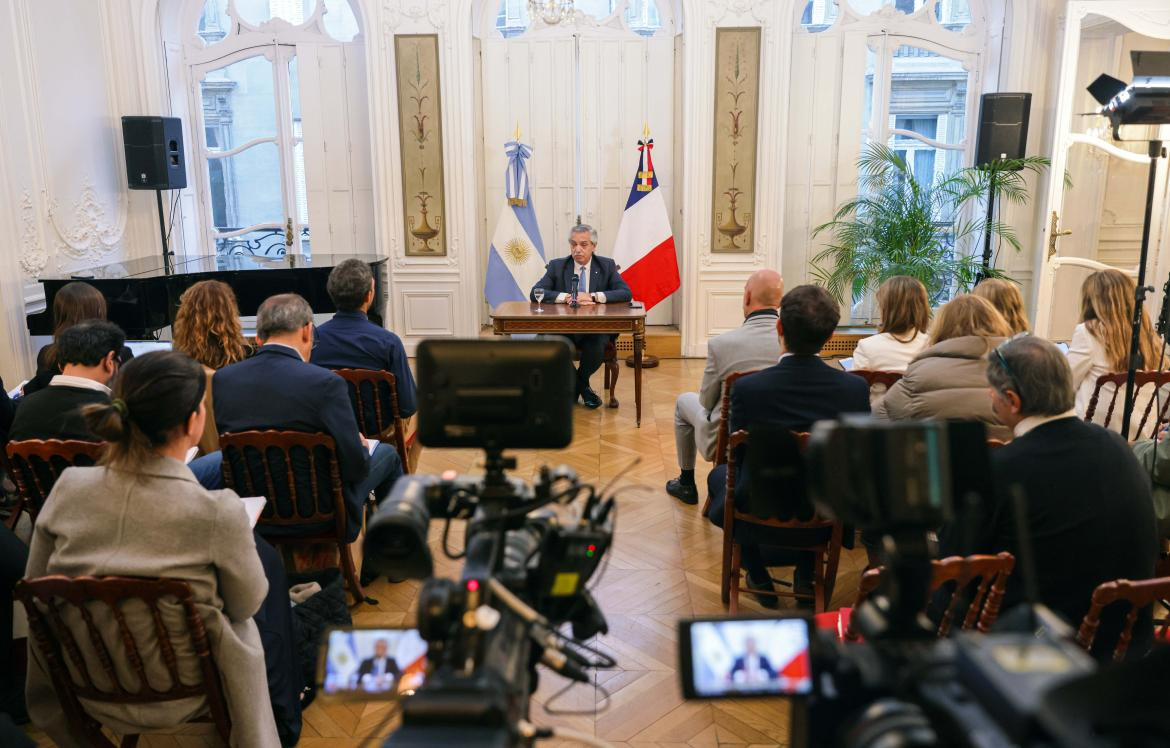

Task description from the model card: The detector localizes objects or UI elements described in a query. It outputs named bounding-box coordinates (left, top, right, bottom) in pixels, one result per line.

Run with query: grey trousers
left=674, top=391, right=720, bottom=471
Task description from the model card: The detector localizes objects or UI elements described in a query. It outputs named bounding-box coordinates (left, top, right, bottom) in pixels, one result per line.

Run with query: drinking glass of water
left=534, top=288, right=545, bottom=312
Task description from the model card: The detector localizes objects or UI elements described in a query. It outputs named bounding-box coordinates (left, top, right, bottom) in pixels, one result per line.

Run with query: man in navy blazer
left=312, top=258, right=417, bottom=418
left=706, top=285, right=870, bottom=606
left=214, top=293, right=402, bottom=544
left=530, top=224, right=632, bottom=408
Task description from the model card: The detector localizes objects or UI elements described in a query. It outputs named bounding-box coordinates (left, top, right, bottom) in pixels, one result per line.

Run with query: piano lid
left=38, top=253, right=387, bottom=281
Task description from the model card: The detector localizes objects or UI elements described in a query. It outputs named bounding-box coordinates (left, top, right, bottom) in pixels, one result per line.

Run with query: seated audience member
left=0, top=377, right=13, bottom=439
left=172, top=280, right=253, bottom=455
left=666, top=269, right=784, bottom=505
left=1, top=525, right=28, bottom=723
left=10, top=320, right=224, bottom=491
left=1067, top=269, right=1166, bottom=430
left=942, top=336, right=1157, bottom=661
left=706, top=285, right=870, bottom=606
left=24, top=351, right=298, bottom=747
left=972, top=277, right=1030, bottom=336
left=875, top=294, right=1012, bottom=441
left=214, top=293, right=402, bottom=545
left=9, top=321, right=124, bottom=442
left=530, top=224, right=633, bottom=408
left=1128, top=436, right=1170, bottom=540
left=851, top=275, right=931, bottom=372
left=311, top=258, right=417, bottom=419
left=23, top=281, right=131, bottom=397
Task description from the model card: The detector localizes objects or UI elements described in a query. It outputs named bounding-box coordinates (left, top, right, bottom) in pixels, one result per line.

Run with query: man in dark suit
left=9, top=320, right=123, bottom=442
left=356, top=638, right=401, bottom=689
left=312, top=259, right=416, bottom=418
left=727, top=637, right=776, bottom=685
left=530, top=224, right=633, bottom=408
left=706, top=285, right=870, bottom=607
left=942, top=336, right=1158, bottom=660
left=214, top=293, right=403, bottom=544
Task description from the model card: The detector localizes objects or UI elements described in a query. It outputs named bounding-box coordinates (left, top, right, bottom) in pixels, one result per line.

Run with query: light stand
left=155, top=188, right=174, bottom=273
left=1120, top=139, right=1166, bottom=440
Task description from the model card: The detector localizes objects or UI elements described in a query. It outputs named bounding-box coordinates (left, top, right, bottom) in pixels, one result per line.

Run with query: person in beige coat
left=874, top=294, right=1014, bottom=442
left=24, top=350, right=281, bottom=748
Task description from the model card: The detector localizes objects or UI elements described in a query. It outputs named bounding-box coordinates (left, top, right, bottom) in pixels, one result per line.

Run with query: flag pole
left=626, top=122, right=660, bottom=369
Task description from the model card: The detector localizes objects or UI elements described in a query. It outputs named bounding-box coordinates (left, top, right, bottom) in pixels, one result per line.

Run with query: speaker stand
left=155, top=189, right=174, bottom=273
left=977, top=176, right=996, bottom=282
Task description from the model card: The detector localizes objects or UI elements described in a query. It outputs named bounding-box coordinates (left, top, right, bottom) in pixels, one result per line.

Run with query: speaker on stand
left=121, top=116, right=187, bottom=269
left=972, top=93, right=1031, bottom=279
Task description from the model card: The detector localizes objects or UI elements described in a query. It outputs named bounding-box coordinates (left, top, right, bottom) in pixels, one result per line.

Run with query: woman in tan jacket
left=24, top=351, right=282, bottom=747
left=171, top=280, right=252, bottom=455
left=874, top=294, right=1014, bottom=441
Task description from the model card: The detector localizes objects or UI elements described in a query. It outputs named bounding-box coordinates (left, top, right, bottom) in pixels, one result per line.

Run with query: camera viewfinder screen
left=688, top=619, right=811, bottom=697
left=321, top=628, right=428, bottom=698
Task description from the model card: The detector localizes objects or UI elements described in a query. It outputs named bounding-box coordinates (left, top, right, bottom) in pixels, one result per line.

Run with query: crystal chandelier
left=528, top=0, right=574, bottom=25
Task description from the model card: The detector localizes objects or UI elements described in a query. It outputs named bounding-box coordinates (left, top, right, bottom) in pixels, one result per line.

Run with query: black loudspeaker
left=121, top=116, right=187, bottom=190
left=974, top=93, right=1031, bottom=169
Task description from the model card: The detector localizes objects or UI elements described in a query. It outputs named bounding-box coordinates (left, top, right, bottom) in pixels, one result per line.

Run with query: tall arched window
left=183, top=0, right=365, bottom=256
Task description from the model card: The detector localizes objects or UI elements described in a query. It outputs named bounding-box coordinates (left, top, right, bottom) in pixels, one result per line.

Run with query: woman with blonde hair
left=852, top=275, right=931, bottom=371
left=875, top=294, right=1013, bottom=440
left=1068, top=269, right=1166, bottom=430
left=973, top=278, right=1030, bottom=336
left=172, top=280, right=251, bottom=453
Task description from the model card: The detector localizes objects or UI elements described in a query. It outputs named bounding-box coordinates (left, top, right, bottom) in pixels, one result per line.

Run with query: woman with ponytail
left=23, top=351, right=297, bottom=747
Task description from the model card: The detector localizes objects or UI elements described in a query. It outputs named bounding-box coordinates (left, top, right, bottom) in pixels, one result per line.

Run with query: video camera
left=355, top=339, right=617, bottom=747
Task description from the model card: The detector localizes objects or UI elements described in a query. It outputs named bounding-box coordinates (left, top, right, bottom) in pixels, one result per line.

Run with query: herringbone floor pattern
left=24, top=359, right=867, bottom=747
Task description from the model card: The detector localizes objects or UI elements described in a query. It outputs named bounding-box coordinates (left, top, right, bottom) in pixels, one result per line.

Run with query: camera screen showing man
left=683, top=618, right=811, bottom=698
left=321, top=628, right=427, bottom=699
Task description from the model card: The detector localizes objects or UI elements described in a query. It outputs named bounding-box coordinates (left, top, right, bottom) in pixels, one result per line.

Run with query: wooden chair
left=835, top=552, right=1016, bottom=640
left=1084, top=371, right=1170, bottom=439
left=722, top=429, right=843, bottom=614
left=218, top=430, right=367, bottom=605
left=5, top=439, right=103, bottom=528
left=333, top=368, right=416, bottom=473
left=1075, top=576, right=1170, bottom=661
left=14, top=575, right=232, bottom=747
left=699, top=370, right=758, bottom=518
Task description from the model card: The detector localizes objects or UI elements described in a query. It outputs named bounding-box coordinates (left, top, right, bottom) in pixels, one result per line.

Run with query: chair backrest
left=849, top=369, right=904, bottom=392
left=714, top=370, right=758, bottom=466
left=5, top=439, right=104, bottom=523
left=1084, top=371, right=1170, bottom=439
left=333, top=368, right=405, bottom=446
left=14, top=575, right=231, bottom=745
left=844, top=552, right=1016, bottom=640
left=1075, top=576, right=1170, bottom=661
left=726, top=429, right=832, bottom=531
left=218, top=430, right=348, bottom=539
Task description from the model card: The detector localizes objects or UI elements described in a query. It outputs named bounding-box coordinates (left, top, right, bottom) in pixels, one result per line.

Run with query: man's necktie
left=579, top=266, right=587, bottom=295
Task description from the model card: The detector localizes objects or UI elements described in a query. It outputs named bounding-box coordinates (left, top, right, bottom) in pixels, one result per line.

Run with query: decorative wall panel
left=394, top=34, right=448, bottom=256
left=710, top=27, right=760, bottom=254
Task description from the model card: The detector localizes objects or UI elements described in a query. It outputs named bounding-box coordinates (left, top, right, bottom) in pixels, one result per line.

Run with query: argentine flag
left=484, top=140, right=547, bottom=308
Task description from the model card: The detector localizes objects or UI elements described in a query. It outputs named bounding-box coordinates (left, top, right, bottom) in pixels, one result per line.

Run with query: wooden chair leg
left=607, top=357, right=620, bottom=408
left=720, top=534, right=734, bottom=606
left=814, top=552, right=827, bottom=613
left=822, top=542, right=842, bottom=609
left=338, top=541, right=366, bottom=606
left=729, top=543, right=741, bottom=614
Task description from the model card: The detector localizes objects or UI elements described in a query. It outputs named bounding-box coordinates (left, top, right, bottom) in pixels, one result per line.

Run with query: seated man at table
left=706, top=285, right=870, bottom=607
left=311, top=258, right=417, bottom=418
left=667, top=269, right=784, bottom=505
left=530, top=224, right=632, bottom=409
left=9, top=320, right=224, bottom=489
left=214, top=293, right=403, bottom=545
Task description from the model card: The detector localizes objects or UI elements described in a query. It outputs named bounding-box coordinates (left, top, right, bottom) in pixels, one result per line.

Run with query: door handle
left=285, top=218, right=294, bottom=248
left=1048, top=211, right=1072, bottom=259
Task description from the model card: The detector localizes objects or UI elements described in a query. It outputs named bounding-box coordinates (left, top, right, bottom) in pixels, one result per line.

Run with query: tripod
left=1120, top=139, right=1167, bottom=440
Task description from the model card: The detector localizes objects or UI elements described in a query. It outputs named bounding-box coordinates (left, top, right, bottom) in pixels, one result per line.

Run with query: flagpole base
left=626, top=353, right=659, bottom=368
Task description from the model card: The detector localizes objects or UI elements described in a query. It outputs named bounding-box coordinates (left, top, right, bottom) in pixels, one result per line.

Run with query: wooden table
left=491, top=301, right=647, bottom=426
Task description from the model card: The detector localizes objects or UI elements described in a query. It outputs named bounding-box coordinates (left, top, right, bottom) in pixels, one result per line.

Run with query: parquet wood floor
left=23, top=359, right=866, bottom=747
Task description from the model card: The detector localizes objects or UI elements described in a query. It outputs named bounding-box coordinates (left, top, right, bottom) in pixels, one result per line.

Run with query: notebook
left=238, top=496, right=267, bottom=528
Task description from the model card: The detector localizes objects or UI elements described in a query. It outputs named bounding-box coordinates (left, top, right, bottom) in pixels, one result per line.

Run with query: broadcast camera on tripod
left=323, top=339, right=618, bottom=747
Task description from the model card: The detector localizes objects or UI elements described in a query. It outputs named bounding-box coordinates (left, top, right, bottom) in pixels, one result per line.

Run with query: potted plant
left=812, top=143, right=1050, bottom=305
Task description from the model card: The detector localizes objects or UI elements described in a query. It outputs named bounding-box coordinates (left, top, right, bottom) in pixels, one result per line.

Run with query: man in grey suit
left=667, top=269, right=784, bottom=504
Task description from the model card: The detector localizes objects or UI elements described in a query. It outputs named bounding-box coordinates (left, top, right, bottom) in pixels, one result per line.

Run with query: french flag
left=612, top=135, right=680, bottom=311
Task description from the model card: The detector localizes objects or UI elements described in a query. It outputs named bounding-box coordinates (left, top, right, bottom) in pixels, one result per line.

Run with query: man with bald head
left=667, top=269, right=785, bottom=504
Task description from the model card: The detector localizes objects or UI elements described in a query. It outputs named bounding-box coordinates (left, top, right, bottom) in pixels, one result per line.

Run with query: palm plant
left=812, top=143, right=1050, bottom=304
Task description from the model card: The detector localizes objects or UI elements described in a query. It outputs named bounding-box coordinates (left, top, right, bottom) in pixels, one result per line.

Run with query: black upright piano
left=26, top=253, right=387, bottom=338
